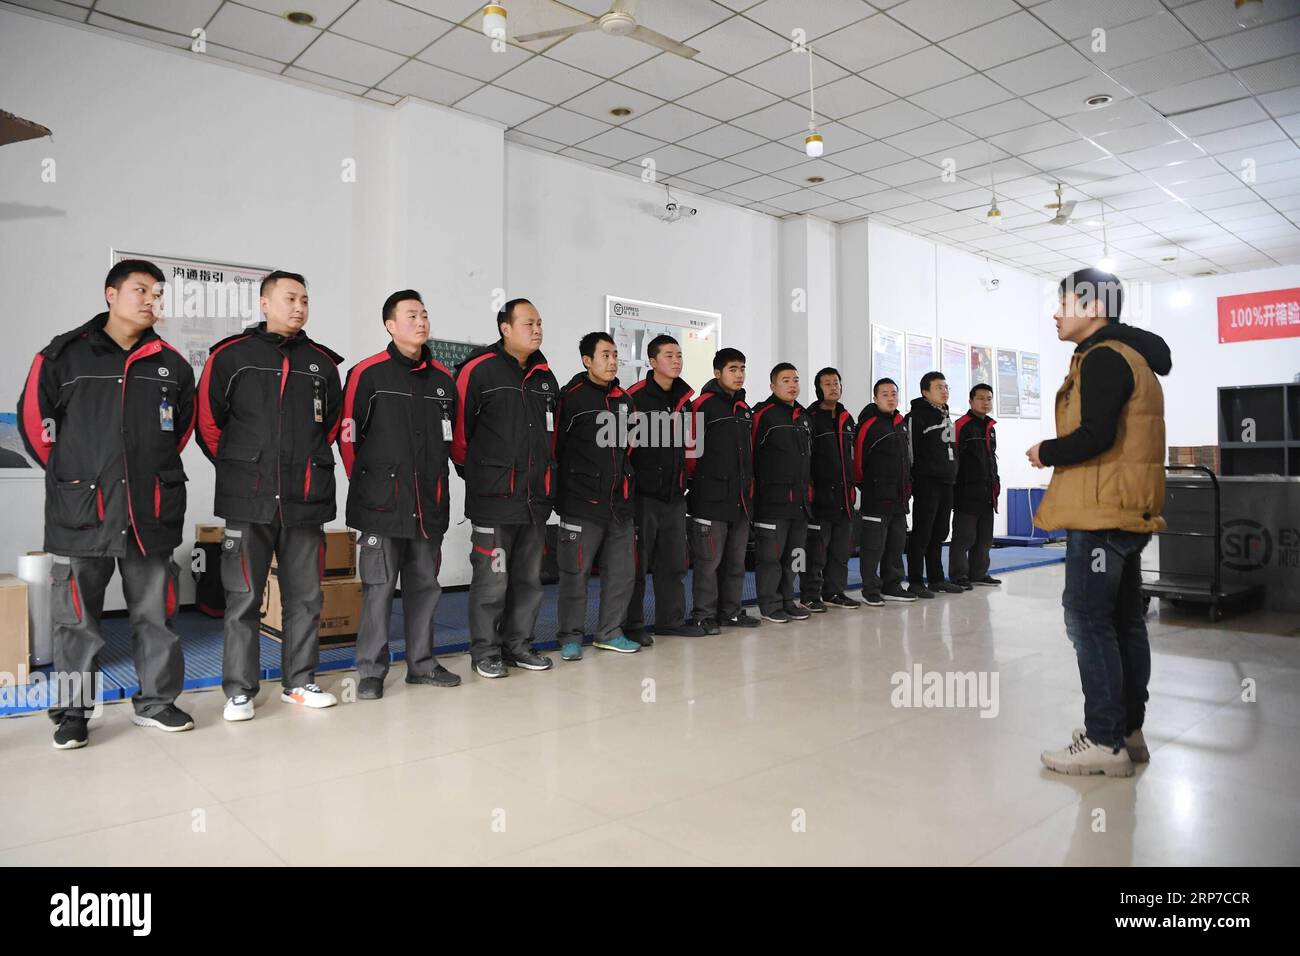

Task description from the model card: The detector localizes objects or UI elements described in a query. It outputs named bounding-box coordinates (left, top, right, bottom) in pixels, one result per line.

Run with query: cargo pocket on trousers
left=220, top=531, right=252, bottom=594
left=50, top=560, right=82, bottom=626
left=358, top=533, right=390, bottom=585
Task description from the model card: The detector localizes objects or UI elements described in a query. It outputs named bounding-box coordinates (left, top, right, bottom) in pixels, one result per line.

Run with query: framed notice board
left=427, top=338, right=481, bottom=372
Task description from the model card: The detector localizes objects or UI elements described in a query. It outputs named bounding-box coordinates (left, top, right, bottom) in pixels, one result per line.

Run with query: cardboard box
left=271, top=527, right=356, bottom=579
left=196, top=523, right=224, bottom=543
left=1168, top=445, right=1220, bottom=474
left=260, top=571, right=361, bottom=647
left=0, top=575, right=31, bottom=678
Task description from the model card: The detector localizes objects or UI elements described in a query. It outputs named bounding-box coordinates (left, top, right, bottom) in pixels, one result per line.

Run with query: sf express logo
left=1222, top=519, right=1271, bottom=572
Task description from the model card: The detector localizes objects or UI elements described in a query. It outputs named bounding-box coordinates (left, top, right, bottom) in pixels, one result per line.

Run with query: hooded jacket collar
left=641, top=369, right=693, bottom=405
left=565, top=370, right=621, bottom=394
left=702, top=377, right=745, bottom=404
left=1077, top=322, right=1172, bottom=375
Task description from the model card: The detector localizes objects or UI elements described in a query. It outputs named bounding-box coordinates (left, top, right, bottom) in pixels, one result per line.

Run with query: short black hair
left=497, top=297, right=534, bottom=335
left=105, top=258, right=164, bottom=293
left=873, top=377, right=897, bottom=397
left=382, top=289, right=423, bottom=326
left=920, top=371, right=946, bottom=393
left=813, top=366, right=840, bottom=401
left=970, top=383, right=993, bottom=400
left=713, top=347, right=745, bottom=371
left=770, top=362, right=797, bottom=382
left=646, top=334, right=679, bottom=360
left=260, top=270, right=307, bottom=298
left=580, top=331, right=615, bottom=359
left=1060, top=267, right=1123, bottom=322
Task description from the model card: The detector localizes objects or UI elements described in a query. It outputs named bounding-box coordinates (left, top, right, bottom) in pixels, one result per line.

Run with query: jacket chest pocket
left=356, top=462, right=399, bottom=512
left=216, top=444, right=262, bottom=498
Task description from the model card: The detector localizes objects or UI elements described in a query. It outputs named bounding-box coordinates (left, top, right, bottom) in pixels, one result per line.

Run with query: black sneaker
left=508, top=650, right=554, bottom=671
left=824, top=593, right=861, bottom=609
left=358, top=677, right=385, bottom=699
left=973, top=576, right=1002, bottom=587
left=719, top=611, right=760, bottom=628
left=406, top=664, right=461, bottom=687
left=132, top=704, right=194, bottom=733
left=882, top=584, right=918, bottom=602
left=783, top=602, right=812, bottom=621
left=802, top=599, right=828, bottom=614
left=906, top=584, right=935, bottom=599
left=657, top=622, right=703, bottom=637
left=474, top=658, right=509, bottom=679
left=632, top=630, right=656, bottom=647
left=696, top=618, right=721, bottom=635
left=761, top=608, right=792, bottom=623
left=52, top=715, right=88, bottom=750
left=952, top=578, right=974, bottom=591
left=861, top=592, right=884, bottom=607
left=931, top=581, right=964, bottom=594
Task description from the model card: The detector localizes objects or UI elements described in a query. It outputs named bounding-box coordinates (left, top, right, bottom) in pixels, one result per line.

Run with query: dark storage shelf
left=1217, top=384, right=1298, bottom=476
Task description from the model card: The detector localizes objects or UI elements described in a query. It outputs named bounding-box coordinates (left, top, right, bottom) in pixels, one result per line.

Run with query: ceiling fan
left=514, top=0, right=700, bottom=58
left=1042, top=182, right=1078, bottom=225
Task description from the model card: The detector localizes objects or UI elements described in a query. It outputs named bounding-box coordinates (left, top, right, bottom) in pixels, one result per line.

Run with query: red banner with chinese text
left=1218, top=288, right=1300, bottom=343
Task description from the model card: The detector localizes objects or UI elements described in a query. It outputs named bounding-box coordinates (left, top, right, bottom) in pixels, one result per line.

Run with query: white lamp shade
left=805, top=132, right=824, bottom=157
left=1098, top=256, right=1116, bottom=272
left=483, top=5, right=507, bottom=38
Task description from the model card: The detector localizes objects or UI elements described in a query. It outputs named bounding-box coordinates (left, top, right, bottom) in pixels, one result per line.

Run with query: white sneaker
left=1043, top=734, right=1134, bottom=777
left=281, top=683, right=337, bottom=708
left=223, top=695, right=255, bottom=722
left=1074, top=726, right=1149, bottom=763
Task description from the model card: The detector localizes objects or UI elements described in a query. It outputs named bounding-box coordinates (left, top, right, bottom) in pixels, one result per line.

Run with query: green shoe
left=560, top=641, right=583, bottom=661
left=593, top=634, right=640, bottom=654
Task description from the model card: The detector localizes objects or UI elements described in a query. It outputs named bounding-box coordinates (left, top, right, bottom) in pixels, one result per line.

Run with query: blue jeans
left=1062, top=529, right=1152, bottom=749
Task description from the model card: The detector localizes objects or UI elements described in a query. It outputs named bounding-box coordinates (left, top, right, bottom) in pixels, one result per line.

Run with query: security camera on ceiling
left=980, top=259, right=1000, bottom=292
left=659, top=186, right=696, bottom=223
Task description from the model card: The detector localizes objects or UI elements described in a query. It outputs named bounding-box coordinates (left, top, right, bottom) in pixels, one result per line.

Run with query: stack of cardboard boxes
left=1168, top=445, right=1220, bottom=474
left=263, top=529, right=361, bottom=647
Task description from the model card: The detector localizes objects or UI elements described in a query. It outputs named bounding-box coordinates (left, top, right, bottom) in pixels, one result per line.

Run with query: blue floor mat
left=3, top=544, right=1062, bottom=715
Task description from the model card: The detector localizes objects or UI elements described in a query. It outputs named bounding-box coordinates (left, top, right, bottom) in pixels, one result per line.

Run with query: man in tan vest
left=1027, top=268, right=1171, bottom=778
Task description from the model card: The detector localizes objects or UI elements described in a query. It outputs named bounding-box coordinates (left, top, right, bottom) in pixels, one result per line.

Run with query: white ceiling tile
left=1181, top=187, right=1259, bottom=211
left=805, top=201, right=871, bottom=222
left=632, top=0, right=735, bottom=40
left=726, top=174, right=806, bottom=201
left=887, top=198, right=954, bottom=221
left=578, top=125, right=667, bottom=161
left=86, top=10, right=191, bottom=48
left=454, top=83, right=549, bottom=125
left=417, top=25, right=532, bottom=81
left=283, top=64, right=370, bottom=95
left=3, top=0, right=90, bottom=22
left=950, top=98, right=1049, bottom=138
left=515, top=106, right=611, bottom=144
left=639, top=143, right=715, bottom=176
left=1112, top=46, right=1223, bottom=95
left=1124, top=140, right=1208, bottom=170
left=744, top=0, right=877, bottom=40
left=686, top=159, right=766, bottom=189
left=1196, top=122, right=1289, bottom=157
left=987, top=119, right=1078, bottom=153
left=1162, top=171, right=1242, bottom=196
left=621, top=103, right=718, bottom=141
left=839, top=99, right=937, bottom=138
left=237, top=1, right=354, bottom=28
left=206, top=2, right=319, bottom=61
left=206, top=42, right=288, bottom=71
left=871, top=158, right=944, bottom=186
left=862, top=45, right=973, bottom=95
left=493, top=55, right=602, bottom=103
left=1071, top=11, right=1198, bottom=68
left=1060, top=97, right=1162, bottom=136
left=1146, top=156, right=1225, bottom=184
left=825, top=140, right=911, bottom=173
left=561, top=81, right=665, bottom=125
left=1168, top=98, right=1270, bottom=136
left=769, top=158, right=856, bottom=186
left=809, top=13, right=928, bottom=73
left=1207, top=18, right=1300, bottom=69
left=677, top=123, right=769, bottom=158
left=847, top=189, right=923, bottom=212
left=1277, top=113, right=1300, bottom=138
left=789, top=75, right=893, bottom=119
left=1258, top=86, right=1300, bottom=118
left=1031, top=0, right=1163, bottom=40
left=364, top=89, right=403, bottom=105
left=767, top=189, right=837, bottom=213
left=728, top=141, right=810, bottom=173
left=1235, top=53, right=1300, bottom=95
left=556, top=145, right=620, bottom=168
left=675, top=77, right=781, bottom=121
left=505, top=129, right=564, bottom=150
left=890, top=0, right=1017, bottom=42
left=1021, top=139, right=1108, bottom=171
left=402, top=1, right=484, bottom=23
left=1146, top=74, right=1251, bottom=114
left=1024, top=73, right=1132, bottom=118
left=294, top=32, right=407, bottom=86
left=545, top=30, right=659, bottom=74
left=985, top=45, right=1096, bottom=95
left=687, top=14, right=786, bottom=73
left=328, top=0, right=452, bottom=56
left=611, top=53, right=726, bottom=101
left=736, top=47, right=848, bottom=98
left=1090, top=122, right=1182, bottom=154
left=730, top=100, right=821, bottom=139
left=909, top=74, right=1012, bottom=118
left=884, top=120, right=976, bottom=156
left=94, top=0, right=220, bottom=34
left=378, top=60, right=484, bottom=109
left=806, top=174, right=888, bottom=200
left=939, top=10, right=1059, bottom=69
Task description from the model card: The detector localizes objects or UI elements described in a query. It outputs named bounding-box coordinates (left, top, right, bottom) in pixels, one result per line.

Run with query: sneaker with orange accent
left=281, top=683, right=337, bottom=708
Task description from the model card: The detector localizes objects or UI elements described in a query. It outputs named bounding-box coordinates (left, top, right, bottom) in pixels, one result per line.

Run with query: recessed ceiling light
left=806, top=176, right=825, bottom=184
left=609, top=107, right=632, bottom=117
left=1195, top=270, right=1217, bottom=276
left=1084, top=94, right=1113, bottom=108
left=285, top=11, right=316, bottom=26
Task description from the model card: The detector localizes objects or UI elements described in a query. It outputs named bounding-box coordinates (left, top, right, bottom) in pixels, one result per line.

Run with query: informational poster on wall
left=871, top=324, right=904, bottom=390
left=1018, top=351, right=1041, bottom=419
left=996, top=348, right=1021, bottom=418
left=1217, top=287, right=1300, bottom=343
left=0, top=411, right=37, bottom=471
left=940, top=339, right=968, bottom=413
left=112, top=249, right=271, bottom=370
left=426, top=339, right=480, bottom=373
left=606, top=296, right=720, bottom=391
left=969, top=345, right=994, bottom=400
left=904, top=333, right=933, bottom=397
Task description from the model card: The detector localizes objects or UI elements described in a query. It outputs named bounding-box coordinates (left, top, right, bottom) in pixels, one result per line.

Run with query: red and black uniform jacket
left=339, top=342, right=456, bottom=538
left=625, top=371, right=694, bottom=503
left=451, top=340, right=559, bottom=526
left=751, top=394, right=813, bottom=521
left=196, top=322, right=343, bottom=527
left=953, top=411, right=1000, bottom=515
left=854, top=403, right=912, bottom=516
left=808, top=401, right=856, bottom=521
left=553, top=372, right=636, bottom=526
left=685, top=379, right=753, bottom=523
left=17, top=313, right=195, bottom=558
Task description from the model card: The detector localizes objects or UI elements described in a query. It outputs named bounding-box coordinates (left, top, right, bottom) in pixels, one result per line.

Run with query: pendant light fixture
left=985, top=144, right=1002, bottom=227
left=482, top=4, right=507, bottom=39
left=804, top=45, right=823, bottom=158
left=1096, top=200, right=1115, bottom=273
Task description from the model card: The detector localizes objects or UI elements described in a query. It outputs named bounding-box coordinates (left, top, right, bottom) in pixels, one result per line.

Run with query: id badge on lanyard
left=313, top=380, right=324, bottom=424
left=159, top=389, right=175, bottom=432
